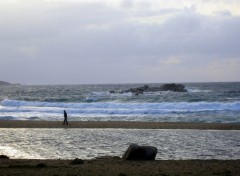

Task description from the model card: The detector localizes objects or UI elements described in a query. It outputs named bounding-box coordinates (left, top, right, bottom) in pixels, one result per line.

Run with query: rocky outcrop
left=122, top=85, right=149, bottom=95
left=159, top=83, right=187, bottom=92
left=0, top=155, right=10, bottom=159
left=110, top=83, right=187, bottom=95
left=122, top=144, right=158, bottom=160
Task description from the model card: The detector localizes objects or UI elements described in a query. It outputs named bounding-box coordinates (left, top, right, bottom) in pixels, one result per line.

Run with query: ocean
left=0, top=82, right=240, bottom=123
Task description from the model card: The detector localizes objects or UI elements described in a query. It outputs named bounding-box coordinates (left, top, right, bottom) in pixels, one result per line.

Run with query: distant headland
left=0, top=81, right=19, bottom=86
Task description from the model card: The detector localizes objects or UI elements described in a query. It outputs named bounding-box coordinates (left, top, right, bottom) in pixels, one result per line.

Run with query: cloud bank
left=0, top=0, right=240, bottom=84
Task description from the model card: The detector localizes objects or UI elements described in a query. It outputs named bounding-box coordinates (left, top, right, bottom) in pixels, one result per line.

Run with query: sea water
left=0, top=82, right=240, bottom=123
left=0, top=129, right=239, bottom=160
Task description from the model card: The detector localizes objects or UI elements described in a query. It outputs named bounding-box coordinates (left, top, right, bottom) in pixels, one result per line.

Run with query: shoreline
left=0, top=120, right=240, bottom=130
left=0, top=158, right=240, bottom=176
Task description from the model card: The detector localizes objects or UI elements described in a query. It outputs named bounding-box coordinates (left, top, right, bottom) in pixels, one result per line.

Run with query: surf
left=1, top=99, right=240, bottom=113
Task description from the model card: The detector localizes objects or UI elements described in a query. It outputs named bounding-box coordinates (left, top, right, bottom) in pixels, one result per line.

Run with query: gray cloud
left=0, top=0, right=239, bottom=84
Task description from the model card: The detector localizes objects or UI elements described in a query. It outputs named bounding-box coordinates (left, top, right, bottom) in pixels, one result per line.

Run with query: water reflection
left=0, top=129, right=239, bottom=160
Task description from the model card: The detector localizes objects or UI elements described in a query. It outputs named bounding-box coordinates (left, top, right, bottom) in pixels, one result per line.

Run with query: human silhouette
left=63, top=110, right=68, bottom=125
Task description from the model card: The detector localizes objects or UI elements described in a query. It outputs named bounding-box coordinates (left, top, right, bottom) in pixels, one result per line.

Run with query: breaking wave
left=1, top=99, right=240, bottom=115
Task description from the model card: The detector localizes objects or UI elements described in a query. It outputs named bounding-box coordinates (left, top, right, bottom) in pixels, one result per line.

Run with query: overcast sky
left=0, top=0, right=240, bottom=84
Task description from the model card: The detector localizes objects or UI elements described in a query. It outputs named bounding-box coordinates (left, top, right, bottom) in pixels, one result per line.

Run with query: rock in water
left=120, top=85, right=150, bottom=95
left=110, top=83, right=187, bottom=94
left=122, top=144, right=158, bottom=160
left=160, top=83, right=187, bottom=92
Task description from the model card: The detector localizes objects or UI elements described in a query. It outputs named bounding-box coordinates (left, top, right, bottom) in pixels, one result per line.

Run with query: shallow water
left=0, top=129, right=239, bottom=160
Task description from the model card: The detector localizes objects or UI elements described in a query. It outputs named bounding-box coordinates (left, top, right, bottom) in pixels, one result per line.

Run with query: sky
left=0, top=0, right=240, bottom=84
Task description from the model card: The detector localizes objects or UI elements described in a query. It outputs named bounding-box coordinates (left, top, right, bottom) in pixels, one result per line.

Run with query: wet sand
left=0, top=120, right=240, bottom=130
left=0, top=157, right=240, bottom=176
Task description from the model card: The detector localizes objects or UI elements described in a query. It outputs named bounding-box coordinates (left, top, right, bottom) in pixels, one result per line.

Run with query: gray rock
left=70, top=158, right=84, bottom=165
left=160, top=83, right=187, bottom=92
left=121, top=85, right=149, bottom=95
left=122, top=144, right=157, bottom=160
left=36, top=163, right=47, bottom=168
left=111, top=83, right=187, bottom=95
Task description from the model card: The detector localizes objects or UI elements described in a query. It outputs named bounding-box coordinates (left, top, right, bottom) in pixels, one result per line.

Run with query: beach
left=1, top=120, right=240, bottom=130
left=1, top=157, right=240, bottom=176
left=0, top=121, right=240, bottom=175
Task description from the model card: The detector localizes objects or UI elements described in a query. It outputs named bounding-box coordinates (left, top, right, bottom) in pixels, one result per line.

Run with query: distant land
left=0, top=81, right=19, bottom=86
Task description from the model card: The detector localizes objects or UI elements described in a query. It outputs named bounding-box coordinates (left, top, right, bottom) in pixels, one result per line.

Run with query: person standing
left=63, top=110, right=68, bottom=125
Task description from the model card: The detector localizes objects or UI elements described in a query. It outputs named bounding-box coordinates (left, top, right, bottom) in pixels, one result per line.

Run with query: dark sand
left=1, top=121, right=240, bottom=175
left=0, top=157, right=240, bottom=176
left=0, top=120, right=240, bottom=130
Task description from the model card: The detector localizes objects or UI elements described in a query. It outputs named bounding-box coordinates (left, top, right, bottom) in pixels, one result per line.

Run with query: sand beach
left=1, top=156, right=240, bottom=176
left=0, top=120, right=240, bottom=130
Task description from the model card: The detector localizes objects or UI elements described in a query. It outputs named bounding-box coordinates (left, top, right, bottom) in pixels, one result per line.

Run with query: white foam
left=187, top=88, right=212, bottom=93
left=1, top=99, right=240, bottom=119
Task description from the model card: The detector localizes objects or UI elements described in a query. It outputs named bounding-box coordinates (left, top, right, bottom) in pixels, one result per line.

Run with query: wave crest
left=1, top=99, right=240, bottom=112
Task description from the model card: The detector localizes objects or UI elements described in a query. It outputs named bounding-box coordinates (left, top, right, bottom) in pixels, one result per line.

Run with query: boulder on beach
left=122, top=144, right=158, bottom=160
left=70, top=158, right=84, bottom=165
left=36, top=163, right=47, bottom=168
